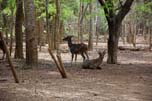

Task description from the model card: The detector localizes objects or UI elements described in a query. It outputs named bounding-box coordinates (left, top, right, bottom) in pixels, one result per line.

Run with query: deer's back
left=82, top=55, right=105, bottom=69
left=69, top=43, right=88, bottom=54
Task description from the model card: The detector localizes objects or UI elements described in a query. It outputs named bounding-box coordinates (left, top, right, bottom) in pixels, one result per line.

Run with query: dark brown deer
left=0, top=40, right=6, bottom=60
left=63, top=36, right=89, bottom=63
left=82, top=50, right=106, bottom=69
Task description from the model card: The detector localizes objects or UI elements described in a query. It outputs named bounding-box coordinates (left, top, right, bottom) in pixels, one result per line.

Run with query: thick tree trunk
left=15, top=0, right=24, bottom=59
left=98, top=0, right=134, bottom=64
left=107, top=21, right=120, bottom=64
left=24, top=0, right=38, bottom=66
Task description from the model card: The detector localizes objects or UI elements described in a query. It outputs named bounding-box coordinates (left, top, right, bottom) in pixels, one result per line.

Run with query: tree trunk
left=10, top=8, right=14, bottom=56
left=107, top=22, right=120, bottom=64
left=45, top=0, right=52, bottom=49
left=24, top=0, right=38, bottom=66
left=78, top=0, right=84, bottom=43
left=88, top=0, right=93, bottom=50
left=98, top=0, right=134, bottom=64
left=55, top=0, right=61, bottom=54
left=149, top=28, right=152, bottom=50
left=14, top=0, right=24, bottom=59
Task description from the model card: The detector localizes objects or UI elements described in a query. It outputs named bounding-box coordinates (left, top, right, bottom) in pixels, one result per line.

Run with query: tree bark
left=149, top=29, right=152, bottom=50
left=88, top=0, right=93, bottom=50
left=45, top=0, right=52, bottom=49
left=24, top=0, right=38, bottom=66
left=107, top=20, right=120, bottom=64
left=55, top=0, right=61, bottom=54
left=98, top=0, right=134, bottom=64
left=15, top=0, right=24, bottom=59
left=9, top=8, right=14, bottom=56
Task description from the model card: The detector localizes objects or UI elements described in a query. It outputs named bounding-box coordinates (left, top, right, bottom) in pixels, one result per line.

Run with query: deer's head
left=98, top=50, right=106, bottom=58
left=63, top=35, right=73, bottom=41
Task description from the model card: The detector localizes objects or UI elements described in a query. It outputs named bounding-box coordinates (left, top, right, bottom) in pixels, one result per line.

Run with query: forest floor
left=0, top=37, right=152, bottom=101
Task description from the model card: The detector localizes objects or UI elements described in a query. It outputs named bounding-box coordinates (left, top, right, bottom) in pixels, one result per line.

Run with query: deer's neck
left=67, top=39, right=73, bottom=47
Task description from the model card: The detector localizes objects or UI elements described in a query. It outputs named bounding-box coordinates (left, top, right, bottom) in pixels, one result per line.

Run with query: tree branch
left=80, top=3, right=89, bottom=23
left=98, top=0, right=110, bottom=22
left=116, top=0, right=134, bottom=24
left=115, top=0, right=123, bottom=11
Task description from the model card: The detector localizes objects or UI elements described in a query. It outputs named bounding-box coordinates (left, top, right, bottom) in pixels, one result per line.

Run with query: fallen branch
left=56, top=55, right=67, bottom=78
left=48, top=48, right=67, bottom=78
left=0, top=32, right=19, bottom=83
left=118, top=46, right=140, bottom=51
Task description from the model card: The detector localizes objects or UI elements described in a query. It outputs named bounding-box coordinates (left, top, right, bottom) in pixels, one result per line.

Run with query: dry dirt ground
left=0, top=41, right=152, bottom=101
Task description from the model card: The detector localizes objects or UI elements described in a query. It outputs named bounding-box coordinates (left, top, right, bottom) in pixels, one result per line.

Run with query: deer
left=0, top=40, right=6, bottom=60
left=63, top=35, right=89, bottom=64
left=82, top=50, right=106, bottom=69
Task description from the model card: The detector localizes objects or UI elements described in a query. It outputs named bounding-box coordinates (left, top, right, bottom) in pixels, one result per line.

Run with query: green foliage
left=61, top=5, right=76, bottom=21
left=135, top=1, right=152, bottom=27
left=135, top=2, right=152, bottom=14
left=2, top=0, right=16, bottom=16
left=98, top=8, right=108, bottom=33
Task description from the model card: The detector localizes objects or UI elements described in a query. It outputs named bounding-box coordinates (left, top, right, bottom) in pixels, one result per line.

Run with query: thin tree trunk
left=88, top=0, right=93, bottom=50
left=10, top=9, right=14, bottom=56
left=77, top=0, right=82, bottom=43
left=78, top=0, right=84, bottom=43
left=121, top=23, right=126, bottom=44
left=149, top=29, right=152, bottom=50
left=15, top=0, right=24, bottom=59
left=95, top=26, right=99, bottom=45
left=45, top=0, right=51, bottom=49
left=55, top=0, right=61, bottom=54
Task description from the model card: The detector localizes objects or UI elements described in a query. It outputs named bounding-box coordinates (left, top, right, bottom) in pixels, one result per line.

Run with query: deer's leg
left=1, top=50, right=5, bottom=60
left=71, top=53, right=74, bottom=64
left=81, top=53, right=85, bottom=61
left=70, top=54, right=74, bottom=66
left=75, top=54, right=77, bottom=62
left=84, top=51, right=89, bottom=60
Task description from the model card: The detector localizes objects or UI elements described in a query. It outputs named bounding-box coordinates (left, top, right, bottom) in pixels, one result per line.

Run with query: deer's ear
left=102, top=50, right=106, bottom=55
left=97, top=51, right=102, bottom=55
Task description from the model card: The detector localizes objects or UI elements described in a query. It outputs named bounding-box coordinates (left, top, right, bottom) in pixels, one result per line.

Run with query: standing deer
left=82, top=50, right=106, bottom=69
left=63, top=36, right=89, bottom=63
